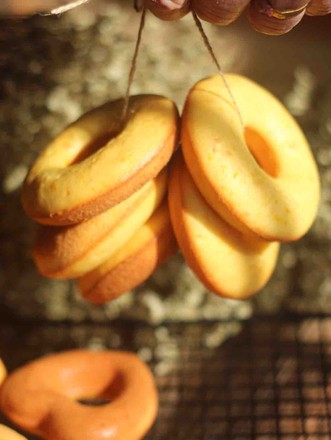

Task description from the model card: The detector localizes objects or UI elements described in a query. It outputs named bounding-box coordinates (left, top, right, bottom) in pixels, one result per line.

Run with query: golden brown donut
left=0, top=358, right=7, bottom=386
left=168, top=153, right=280, bottom=299
left=181, top=74, right=320, bottom=242
left=78, top=200, right=177, bottom=304
left=0, top=350, right=158, bottom=440
left=33, top=170, right=167, bottom=279
left=22, top=95, right=179, bottom=226
left=0, top=425, right=27, bottom=440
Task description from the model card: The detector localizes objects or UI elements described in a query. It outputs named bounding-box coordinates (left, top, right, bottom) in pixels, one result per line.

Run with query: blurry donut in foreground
left=0, top=350, right=158, bottom=440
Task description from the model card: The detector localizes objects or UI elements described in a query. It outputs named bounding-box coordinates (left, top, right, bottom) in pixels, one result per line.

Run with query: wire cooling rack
left=0, top=315, right=330, bottom=439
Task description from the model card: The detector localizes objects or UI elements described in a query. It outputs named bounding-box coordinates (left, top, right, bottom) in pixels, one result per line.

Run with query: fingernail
left=155, top=0, right=186, bottom=10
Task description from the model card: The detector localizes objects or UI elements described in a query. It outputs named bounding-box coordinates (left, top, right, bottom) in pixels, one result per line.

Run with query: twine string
left=121, top=6, right=147, bottom=124
left=192, top=11, right=244, bottom=128
left=42, top=2, right=242, bottom=128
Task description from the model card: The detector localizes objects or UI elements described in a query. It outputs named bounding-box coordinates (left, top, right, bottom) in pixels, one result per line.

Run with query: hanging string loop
left=121, top=6, right=147, bottom=124
left=192, top=11, right=244, bottom=128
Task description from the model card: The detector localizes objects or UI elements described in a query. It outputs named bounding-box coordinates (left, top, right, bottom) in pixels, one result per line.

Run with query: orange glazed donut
left=0, top=350, right=158, bottom=440
left=22, top=95, right=179, bottom=226
left=0, top=425, right=27, bottom=440
left=168, top=153, right=280, bottom=299
left=33, top=170, right=167, bottom=279
left=181, top=74, right=320, bottom=242
left=78, top=201, right=177, bottom=304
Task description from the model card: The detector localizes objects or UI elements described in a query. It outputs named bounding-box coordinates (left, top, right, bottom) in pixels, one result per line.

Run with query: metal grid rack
left=0, top=315, right=331, bottom=439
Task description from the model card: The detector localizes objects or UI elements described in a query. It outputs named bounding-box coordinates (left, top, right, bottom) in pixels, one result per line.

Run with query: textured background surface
left=0, top=0, right=331, bottom=323
left=1, top=316, right=331, bottom=439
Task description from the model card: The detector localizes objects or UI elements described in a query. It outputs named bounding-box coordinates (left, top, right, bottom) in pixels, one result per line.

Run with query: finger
left=144, top=0, right=190, bottom=20
left=192, top=0, right=251, bottom=25
left=306, top=0, right=331, bottom=15
left=248, top=0, right=307, bottom=35
left=0, top=0, right=80, bottom=15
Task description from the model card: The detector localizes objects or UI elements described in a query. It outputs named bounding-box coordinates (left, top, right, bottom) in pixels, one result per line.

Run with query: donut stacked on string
left=168, top=74, right=320, bottom=299
left=22, top=94, right=179, bottom=303
left=22, top=76, right=321, bottom=302
left=145, top=0, right=331, bottom=35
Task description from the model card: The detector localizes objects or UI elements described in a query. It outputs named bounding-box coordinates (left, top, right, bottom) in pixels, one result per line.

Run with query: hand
left=145, top=0, right=331, bottom=35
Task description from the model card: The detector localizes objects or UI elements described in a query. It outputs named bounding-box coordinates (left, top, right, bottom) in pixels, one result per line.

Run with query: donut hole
left=76, top=372, right=125, bottom=407
left=78, top=397, right=111, bottom=406
left=70, top=130, right=119, bottom=165
left=245, top=127, right=280, bottom=178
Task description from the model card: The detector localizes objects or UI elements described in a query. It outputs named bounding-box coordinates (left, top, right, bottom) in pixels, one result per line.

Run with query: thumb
left=154, top=0, right=187, bottom=9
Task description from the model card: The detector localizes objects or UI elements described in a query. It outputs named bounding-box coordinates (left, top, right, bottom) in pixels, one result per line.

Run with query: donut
left=0, top=425, right=27, bottom=440
left=0, top=362, right=26, bottom=440
left=168, top=153, right=280, bottom=299
left=78, top=200, right=177, bottom=304
left=0, top=350, right=158, bottom=440
left=33, top=170, right=167, bottom=279
left=0, top=358, right=6, bottom=385
left=22, top=95, right=179, bottom=226
left=181, top=74, right=320, bottom=242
